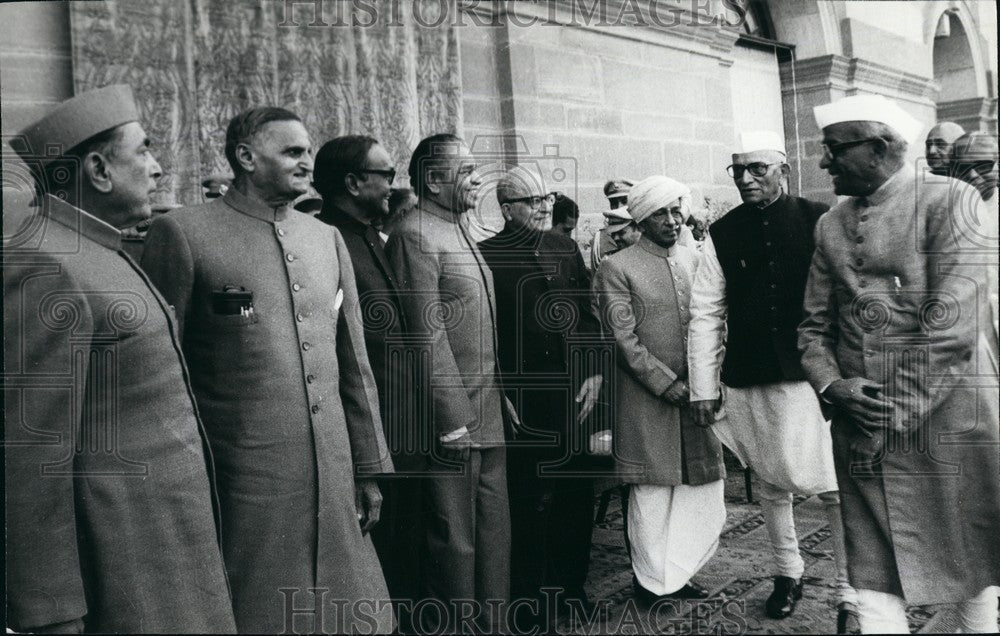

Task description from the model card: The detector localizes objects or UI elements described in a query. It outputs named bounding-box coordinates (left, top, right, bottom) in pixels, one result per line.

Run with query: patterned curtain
left=70, top=0, right=463, bottom=206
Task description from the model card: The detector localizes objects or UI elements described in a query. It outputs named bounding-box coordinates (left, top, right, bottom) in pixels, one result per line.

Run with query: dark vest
left=709, top=193, right=828, bottom=387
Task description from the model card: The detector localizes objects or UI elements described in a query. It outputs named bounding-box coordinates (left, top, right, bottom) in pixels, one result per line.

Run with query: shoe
left=836, top=601, right=861, bottom=634
left=663, top=582, right=711, bottom=600
left=765, top=576, right=803, bottom=619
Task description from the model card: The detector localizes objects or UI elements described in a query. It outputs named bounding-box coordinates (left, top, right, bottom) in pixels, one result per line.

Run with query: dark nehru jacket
left=709, top=192, right=828, bottom=387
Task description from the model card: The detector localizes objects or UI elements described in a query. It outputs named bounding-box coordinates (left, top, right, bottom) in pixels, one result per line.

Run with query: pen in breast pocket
left=893, top=276, right=902, bottom=295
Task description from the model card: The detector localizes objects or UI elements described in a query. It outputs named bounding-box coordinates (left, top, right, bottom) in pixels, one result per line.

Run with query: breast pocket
left=204, top=310, right=260, bottom=333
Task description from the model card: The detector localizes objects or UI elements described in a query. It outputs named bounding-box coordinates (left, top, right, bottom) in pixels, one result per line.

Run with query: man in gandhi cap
left=924, top=121, right=965, bottom=177
left=800, top=93, right=1000, bottom=633
left=3, top=85, right=237, bottom=632
left=594, top=175, right=726, bottom=606
left=477, top=165, right=604, bottom=629
left=688, top=130, right=858, bottom=630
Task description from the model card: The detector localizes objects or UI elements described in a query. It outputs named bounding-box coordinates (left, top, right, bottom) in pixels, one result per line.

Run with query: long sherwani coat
left=594, top=236, right=725, bottom=487
left=3, top=196, right=236, bottom=633
left=141, top=188, right=393, bottom=633
left=799, top=168, right=1000, bottom=604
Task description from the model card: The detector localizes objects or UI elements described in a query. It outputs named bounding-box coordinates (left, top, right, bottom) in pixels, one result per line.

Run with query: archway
left=933, top=9, right=994, bottom=132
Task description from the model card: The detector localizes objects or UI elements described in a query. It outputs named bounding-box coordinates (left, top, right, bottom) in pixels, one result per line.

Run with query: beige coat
left=142, top=188, right=393, bottom=633
left=799, top=169, right=1000, bottom=604
left=594, top=237, right=725, bottom=487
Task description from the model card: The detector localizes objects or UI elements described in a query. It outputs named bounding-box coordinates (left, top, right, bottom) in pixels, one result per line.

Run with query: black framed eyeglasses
left=501, top=193, right=557, bottom=209
left=726, top=162, right=781, bottom=178
left=821, top=138, right=881, bottom=160
left=357, top=168, right=396, bottom=184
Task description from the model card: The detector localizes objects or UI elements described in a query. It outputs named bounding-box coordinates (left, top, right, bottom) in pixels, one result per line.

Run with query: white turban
left=627, top=175, right=691, bottom=224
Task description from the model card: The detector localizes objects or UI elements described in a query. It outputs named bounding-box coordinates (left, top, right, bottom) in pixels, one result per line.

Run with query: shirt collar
left=637, top=234, right=677, bottom=259
left=223, top=186, right=291, bottom=223
left=42, top=194, right=122, bottom=251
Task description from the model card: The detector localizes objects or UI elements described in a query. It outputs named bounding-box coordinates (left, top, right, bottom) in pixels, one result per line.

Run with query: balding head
left=925, top=121, right=965, bottom=174
left=496, top=166, right=551, bottom=231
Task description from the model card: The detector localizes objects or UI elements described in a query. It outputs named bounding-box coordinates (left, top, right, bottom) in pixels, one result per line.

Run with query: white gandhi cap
left=739, top=131, right=786, bottom=155
left=813, top=94, right=923, bottom=144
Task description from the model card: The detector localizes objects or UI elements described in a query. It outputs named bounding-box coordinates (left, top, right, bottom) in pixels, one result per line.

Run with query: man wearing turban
left=800, top=94, right=999, bottom=633
left=594, top=175, right=726, bottom=605
left=687, top=130, right=858, bottom=631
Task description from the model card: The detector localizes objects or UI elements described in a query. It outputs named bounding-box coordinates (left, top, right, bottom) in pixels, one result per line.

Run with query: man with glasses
left=312, top=135, right=424, bottom=632
left=477, top=167, right=604, bottom=629
left=386, top=133, right=515, bottom=633
left=800, top=95, right=999, bottom=634
left=688, top=131, right=859, bottom=632
left=142, top=108, right=393, bottom=633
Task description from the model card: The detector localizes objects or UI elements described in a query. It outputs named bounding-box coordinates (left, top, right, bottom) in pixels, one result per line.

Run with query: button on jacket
left=141, top=187, right=393, bottom=633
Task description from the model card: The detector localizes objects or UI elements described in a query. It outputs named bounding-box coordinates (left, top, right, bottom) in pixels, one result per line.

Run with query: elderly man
left=924, top=121, right=965, bottom=176
left=477, top=168, right=604, bottom=627
left=385, top=133, right=513, bottom=633
left=688, top=131, right=857, bottom=630
left=595, top=176, right=726, bottom=606
left=311, top=134, right=423, bottom=631
left=3, top=85, right=236, bottom=633
left=141, top=108, right=393, bottom=633
left=800, top=94, right=1000, bottom=633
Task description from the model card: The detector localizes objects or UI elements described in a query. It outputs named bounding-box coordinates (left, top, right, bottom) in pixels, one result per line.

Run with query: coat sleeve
left=4, top=258, right=90, bottom=631
left=594, top=258, right=679, bottom=395
left=385, top=228, right=477, bottom=438
left=798, top=216, right=845, bottom=394
left=687, top=236, right=728, bottom=401
left=332, top=229, right=393, bottom=475
left=140, top=214, right=196, bottom=339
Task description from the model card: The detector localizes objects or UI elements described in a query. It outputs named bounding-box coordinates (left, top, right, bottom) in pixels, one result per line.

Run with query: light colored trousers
left=756, top=478, right=857, bottom=605
left=857, top=586, right=999, bottom=634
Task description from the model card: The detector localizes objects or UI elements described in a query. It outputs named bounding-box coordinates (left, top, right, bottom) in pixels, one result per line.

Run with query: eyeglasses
left=821, top=138, right=881, bottom=160
left=726, top=162, right=781, bottom=178
left=357, top=168, right=396, bottom=184
left=501, top=193, right=557, bottom=209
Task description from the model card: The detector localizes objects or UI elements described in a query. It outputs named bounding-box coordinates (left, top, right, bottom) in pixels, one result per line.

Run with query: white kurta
left=688, top=237, right=837, bottom=494
left=628, top=480, right=726, bottom=595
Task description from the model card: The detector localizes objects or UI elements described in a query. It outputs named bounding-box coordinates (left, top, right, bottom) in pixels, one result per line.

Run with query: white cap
left=739, top=131, right=786, bottom=155
left=814, top=94, right=923, bottom=145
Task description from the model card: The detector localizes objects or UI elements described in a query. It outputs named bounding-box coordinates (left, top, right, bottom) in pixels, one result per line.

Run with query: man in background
left=590, top=178, right=634, bottom=269
left=550, top=192, right=580, bottom=235
left=924, top=121, right=965, bottom=176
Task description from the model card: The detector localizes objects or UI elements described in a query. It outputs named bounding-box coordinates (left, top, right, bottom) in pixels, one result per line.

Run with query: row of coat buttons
left=277, top=223, right=323, bottom=416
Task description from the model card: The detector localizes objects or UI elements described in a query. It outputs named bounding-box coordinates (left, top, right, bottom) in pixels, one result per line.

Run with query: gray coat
left=384, top=205, right=506, bottom=446
left=141, top=188, right=393, bottom=633
left=594, top=237, right=725, bottom=487
left=4, top=196, right=236, bottom=633
left=799, top=169, right=1000, bottom=604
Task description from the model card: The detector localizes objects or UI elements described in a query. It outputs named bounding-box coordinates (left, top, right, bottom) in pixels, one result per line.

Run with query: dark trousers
left=421, top=446, right=510, bottom=633
left=508, top=472, right=594, bottom=631
left=370, top=476, right=424, bottom=633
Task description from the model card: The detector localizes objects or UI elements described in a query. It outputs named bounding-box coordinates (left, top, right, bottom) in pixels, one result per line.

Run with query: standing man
left=924, top=121, right=965, bottom=176
left=141, top=107, right=393, bottom=634
left=312, top=134, right=423, bottom=631
left=687, top=131, right=858, bottom=631
left=590, top=178, right=634, bottom=269
left=386, top=133, right=513, bottom=633
left=550, top=192, right=580, bottom=236
left=4, top=85, right=236, bottom=633
left=478, top=168, right=604, bottom=628
left=801, top=94, right=999, bottom=633
left=594, top=176, right=726, bottom=606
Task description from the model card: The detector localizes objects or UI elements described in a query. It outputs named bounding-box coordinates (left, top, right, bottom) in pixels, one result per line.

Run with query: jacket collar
left=637, top=234, right=678, bottom=259
left=420, top=198, right=464, bottom=225
left=859, top=166, right=911, bottom=208
left=223, top=186, right=291, bottom=223
left=318, top=204, right=369, bottom=235
left=42, top=194, right=122, bottom=251
left=492, top=221, right=544, bottom=248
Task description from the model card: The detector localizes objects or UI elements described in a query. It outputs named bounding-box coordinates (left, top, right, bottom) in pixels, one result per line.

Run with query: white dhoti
left=714, top=380, right=837, bottom=495
left=628, top=480, right=726, bottom=595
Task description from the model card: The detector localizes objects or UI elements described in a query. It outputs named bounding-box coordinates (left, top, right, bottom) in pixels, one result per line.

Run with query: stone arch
left=928, top=3, right=988, bottom=99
